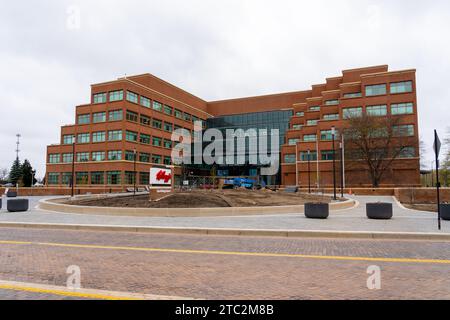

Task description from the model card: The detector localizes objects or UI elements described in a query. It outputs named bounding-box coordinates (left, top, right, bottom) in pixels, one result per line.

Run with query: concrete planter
left=6, top=191, right=17, bottom=198
left=7, top=199, right=29, bottom=212
left=0, top=198, right=2, bottom=210
left=305, top=203, right=329, bottom=219
left=440, top=204, right=450, bottom=221
left=366, top=203, right=393, bottom=220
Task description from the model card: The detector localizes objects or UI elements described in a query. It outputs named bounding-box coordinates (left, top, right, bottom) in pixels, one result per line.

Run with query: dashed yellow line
left=0, top=240, right=450, bottom=265
left=0, top=283, right=137, bottom=300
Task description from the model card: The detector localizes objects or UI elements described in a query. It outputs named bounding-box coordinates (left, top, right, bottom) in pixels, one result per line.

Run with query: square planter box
left=366, top=203, right=393, bottom=220
left=7, top=199, right=29, bottom=212
left=305, top=203, right=329, bottom=219
left=6, top=191, right=17, bottom=198
left=440, top=204, right=450, bottom=221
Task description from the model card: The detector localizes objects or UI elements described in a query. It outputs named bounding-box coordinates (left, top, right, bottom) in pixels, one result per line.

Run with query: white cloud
left=0, top=0, right=449, bottom=177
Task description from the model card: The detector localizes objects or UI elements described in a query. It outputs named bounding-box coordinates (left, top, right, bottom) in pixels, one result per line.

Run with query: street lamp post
left=307, top=149, right=311, bottom=194
left=331, top=126, right=337, bottom=200
left=339, top=141, right=344, bottom=198
left=133, top=149, right=137, bottom=196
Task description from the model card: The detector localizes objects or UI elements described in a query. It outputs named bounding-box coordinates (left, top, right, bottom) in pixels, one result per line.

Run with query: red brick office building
left=45, top=65, right=420, bottom=188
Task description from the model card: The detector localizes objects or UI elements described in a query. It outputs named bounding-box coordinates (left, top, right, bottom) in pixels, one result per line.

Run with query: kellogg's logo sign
left=150, top=168, right=172, bottom=185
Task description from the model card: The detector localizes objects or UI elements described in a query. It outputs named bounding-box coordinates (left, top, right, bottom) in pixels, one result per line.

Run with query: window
left=323, top=114, right=339, bottom=121
left=126, top=131, right=138, bottom=142
left=76, top=152, right=89, bottom=162
left=62, top=153, right=73, bottom=163
left=107, top=171, right=121, bottom=185
left=93, top=93, right=107, bottom=104
left=109, top=110, right=123, bottom=121
left=126, top=110, right=138, bottom=122
left=63, top=135, right=75, bottom=145
left=92, top=131, right=106, bottom=143
left=174, top=109, right=183, bottom=119
left=292, top=124, right=303, bottom=130
left=366, top=105, right=387, bottom=117
left=309, top=106, right=321, bottom=112
left=108, top=150, right=122, bottom=161
left=365, top=84, right=386, bottom=96
left=320, top=130, right=338, bottom=141
left=164, top=139, right=172, bottom=149
left=126, top=91, right=138, bottom=103
left=48, top=154, right=60, bottom=164
left=152, top=119, right=162, bottom=130
left=343, top=107, right=363, bottom=119
left=300, top=151, right=317, bottom=161
left=288, top=138, right=300, bottom=146
left=321, top=150, right=335, bottom=161
left=62, top=173, right=72, bottom=185
left=48, top=173, right=59, bottom=185
left=164, top=105, right=173, bottom=115
left=192, top=115, right=199, bottom=123
left=153, top=101, right=163, bottom=112
left=399, top=147, right=416, bottom=158
left=391, top=102, right=414, bottom=115
left=343, top=92, right=362, bottom=98
left=140, top=133, right=151, bottom=144
left=307, top=119, right=319, bottom=126
left=140, top=115, right=151, bottom=126
left=91, top=172, right=104, bottom=185
left=164, top=156, right=172, bottom=165
left=92, top=112, right=106, bottom=123
left=77, top=114, right=90, bottom=125
left=152, top=154, right=162, bottom=164
left=325, top=100, right=339, bottom=106
left=108, top=130, right=122, bottom=141
left=139, top=152, right=150, bottom=163
left=393, top=125, right=415, bottom=137
left=139, top=96, right=150, bottom=108
left=164, top=122, right=173, bottom=132
left=91, top=151, right=105, bottom=162
left=303, top=134, right=317, bottom=142
left=125, top=150, right=136, bottom=161
left=125, top=171, right=136, bottom=184
left=76, top=172, right=89, bottom=185
left=109, top=90, right=123, bottom=102
left=152, top=137, right=162, bottom=147
left=284, top=154, right=296, bottom=164
left=390, top=81, right=413, bottom=94
left=77, top=133, right=90, bottom=144
left=295, top=112, right=305, bottom=117
left=140, top=172, right=150, bottom=185
left=183, top=113, right=191, bottom=122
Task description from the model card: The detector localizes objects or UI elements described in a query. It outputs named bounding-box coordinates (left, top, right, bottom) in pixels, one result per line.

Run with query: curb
left=0, top=222, right=449, bottom=241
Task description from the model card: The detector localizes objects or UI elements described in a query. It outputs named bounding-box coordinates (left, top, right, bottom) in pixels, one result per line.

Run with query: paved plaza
left=0, top=195, right=447, bottom=234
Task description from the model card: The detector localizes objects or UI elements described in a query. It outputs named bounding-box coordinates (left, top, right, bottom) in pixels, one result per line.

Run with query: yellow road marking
left=0, top=283, right=137, bottom=300
left=0, top=240, right=450, bottom=265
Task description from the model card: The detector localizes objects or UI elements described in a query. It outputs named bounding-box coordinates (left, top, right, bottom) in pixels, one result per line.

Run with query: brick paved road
left=0, top=227, right=449, bottom=300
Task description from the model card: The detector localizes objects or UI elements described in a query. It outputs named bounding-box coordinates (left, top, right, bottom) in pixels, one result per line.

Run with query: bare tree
left=343, top=114, right=417, bottom=188
left=0, top=168, right=9, bottom=183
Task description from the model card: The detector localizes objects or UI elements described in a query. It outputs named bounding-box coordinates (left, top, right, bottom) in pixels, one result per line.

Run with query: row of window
left=48, top=171, right=156, bottom=185
left=293, top=102, right=414, bottom=125
left=92, top=90, right=204, bottom=125
left=63, top=129, right=182, bottom=146
left=287, top=124, right=415, bottom=144
left=283, top=146, right=416, bottom=163
left=365, top=81, right=413, bottom=96
left=48, top=151, right=172, bottom=164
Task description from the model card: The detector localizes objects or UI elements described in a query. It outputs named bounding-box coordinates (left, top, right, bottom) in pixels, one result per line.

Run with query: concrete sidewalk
left=0, top=195, right=448, bottom=236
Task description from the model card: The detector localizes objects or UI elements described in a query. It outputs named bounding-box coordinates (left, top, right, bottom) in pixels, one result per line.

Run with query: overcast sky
left=1, top=0, right=449, bottom=178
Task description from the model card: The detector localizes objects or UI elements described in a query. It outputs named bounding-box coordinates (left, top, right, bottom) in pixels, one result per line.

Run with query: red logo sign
left=156, top=170, right=172, bottom=183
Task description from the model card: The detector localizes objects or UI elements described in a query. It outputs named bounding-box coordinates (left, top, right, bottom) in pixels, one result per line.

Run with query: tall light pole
left=339, top=141, right=344, bottom=198
left=295, top=143, right=299, bottom=187
left=71, top=141, right=75, bottom=198
left=133, top=148, right=137, bottom=196
left=331, top=126, right=337, bottom=200
left=307, top=149, right=311, bottom=194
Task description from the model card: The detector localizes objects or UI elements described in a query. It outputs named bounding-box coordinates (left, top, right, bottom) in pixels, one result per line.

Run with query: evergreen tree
left=21, top=159, right=36, bottom=187
left=8, top=158, right=22, bottom=186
